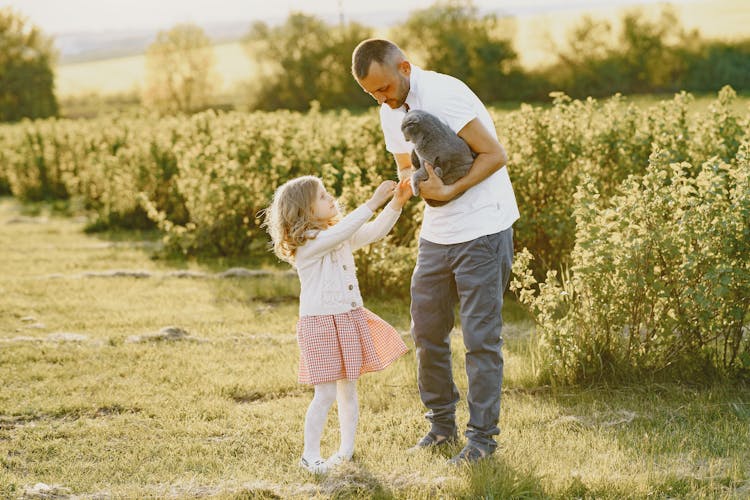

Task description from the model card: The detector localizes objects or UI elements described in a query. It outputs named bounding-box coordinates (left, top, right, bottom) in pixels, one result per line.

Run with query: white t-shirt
left=380, top=65, right=520, bottom=244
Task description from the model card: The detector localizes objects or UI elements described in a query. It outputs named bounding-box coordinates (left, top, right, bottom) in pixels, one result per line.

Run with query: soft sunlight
left=8, top=0, right=678, bottom=33
left=1, top=0, right=749, bottom=496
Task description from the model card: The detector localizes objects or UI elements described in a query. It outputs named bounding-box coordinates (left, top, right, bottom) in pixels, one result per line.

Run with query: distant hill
left=53, top=0, right=750, bottom=97
left=55, top=11, right=410, bottom=64
left=57, top=21, right=259, bottom=64
left=52, top=2, right=655, bottom=65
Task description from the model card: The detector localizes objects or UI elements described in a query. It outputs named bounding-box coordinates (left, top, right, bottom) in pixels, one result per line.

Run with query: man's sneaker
left=447, top=444, right=489, bottom=465
left=299, top=456, right=329, bottom=474
left=407, top=430, right=458, bottom=453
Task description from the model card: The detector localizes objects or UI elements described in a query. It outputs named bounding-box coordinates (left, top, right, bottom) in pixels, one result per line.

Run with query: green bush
left=0, top=128, right=11, bottom=195
left=136, top=107, right=423, bottom=297
left=537, top=6, right=750, bottom=99
left=680, top=40, right=750, bottom=93
left=390, top=1, right=522, bottom=103
left=504, top=93, right=655, bottom=272
left=511, top=145, right=750, bottom=383
left=504, top=87, right=748, bottom=275
left=243, top=15, right=374, bottom=111
left=0, top=7, right=58, bottom=122
left=1, top=89, right=747, bottom=305
left=3, top=122, right=69, bottom=201
left=234, top=6, right=750, bottom=109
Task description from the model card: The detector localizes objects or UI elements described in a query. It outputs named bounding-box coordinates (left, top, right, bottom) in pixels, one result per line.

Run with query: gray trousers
left=410, top=227, right=513, bottom=452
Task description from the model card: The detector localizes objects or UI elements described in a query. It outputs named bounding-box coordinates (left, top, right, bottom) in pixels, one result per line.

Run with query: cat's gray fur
left=401, top=109, right=476, bottom=207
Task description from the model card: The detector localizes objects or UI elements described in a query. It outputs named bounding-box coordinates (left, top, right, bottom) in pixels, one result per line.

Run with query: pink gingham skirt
left=296, top=307, right=409, bottom=385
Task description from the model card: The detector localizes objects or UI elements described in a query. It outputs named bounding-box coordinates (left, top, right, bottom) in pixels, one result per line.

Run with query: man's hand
left=416, top=162, right=455, bottom=202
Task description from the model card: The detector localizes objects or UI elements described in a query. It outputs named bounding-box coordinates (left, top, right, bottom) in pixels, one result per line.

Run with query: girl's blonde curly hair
left=262, top=175, right=339, bottom=264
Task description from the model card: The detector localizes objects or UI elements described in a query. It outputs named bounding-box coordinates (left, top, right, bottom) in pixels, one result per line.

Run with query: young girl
left=263, top=175, right=411, bottom=474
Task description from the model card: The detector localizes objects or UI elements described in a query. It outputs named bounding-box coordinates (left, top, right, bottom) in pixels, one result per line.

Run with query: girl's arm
left=350, top=204, right=401, bottom=251
left=296, top=205, right=374, bottom=261
left=351, top=179, right=411, bottom=251
left=297, top=181, right=397, bottom=261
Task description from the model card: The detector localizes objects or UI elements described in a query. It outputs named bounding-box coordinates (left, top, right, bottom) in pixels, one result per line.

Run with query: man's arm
left=393, top=152, right=413, bottom=181
left=417, top=118, right=507, bottom=202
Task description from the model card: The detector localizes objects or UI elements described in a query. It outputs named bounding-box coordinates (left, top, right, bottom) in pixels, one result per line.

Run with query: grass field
left=1, top=197, right=749, bottom=498
left=56, top=41, right=258, bottom=98
left=54, top=0, right=750, bottom=99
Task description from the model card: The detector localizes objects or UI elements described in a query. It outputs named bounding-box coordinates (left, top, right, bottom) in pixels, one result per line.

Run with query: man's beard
left=387, top=75, right=409, bottom=109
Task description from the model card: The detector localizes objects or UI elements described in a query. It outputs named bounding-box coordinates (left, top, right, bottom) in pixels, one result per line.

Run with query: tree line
left=1, top=1, right=750, bottom=120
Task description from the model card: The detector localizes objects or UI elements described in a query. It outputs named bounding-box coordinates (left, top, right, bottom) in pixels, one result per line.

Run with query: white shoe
left=300, top=456, right=329, bottom=474
left=327, top=452, right=353, bottom=467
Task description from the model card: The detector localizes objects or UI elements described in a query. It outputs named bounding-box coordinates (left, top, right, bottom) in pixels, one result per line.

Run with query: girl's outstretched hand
left=366, top=180, right=397, bottom=211
left=392, top=178, right=413, bottom=208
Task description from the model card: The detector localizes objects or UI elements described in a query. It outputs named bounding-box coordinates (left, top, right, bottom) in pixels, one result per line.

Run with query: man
left=351, top=39, right=520, bottom=464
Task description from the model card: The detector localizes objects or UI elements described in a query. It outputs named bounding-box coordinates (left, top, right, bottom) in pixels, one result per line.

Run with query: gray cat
left=401, top=109, right=476, bottom=207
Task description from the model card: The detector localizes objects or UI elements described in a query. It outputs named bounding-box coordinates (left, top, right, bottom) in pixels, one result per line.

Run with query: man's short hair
left=351, top=39, right=405, bottom=80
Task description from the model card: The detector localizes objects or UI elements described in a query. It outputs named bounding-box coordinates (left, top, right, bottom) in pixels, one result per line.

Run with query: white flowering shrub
left=1, top=88, right=747, bottom=304
left=511, top=144, right=750, bottom=383
left=504, top=86, right=749, bottom=274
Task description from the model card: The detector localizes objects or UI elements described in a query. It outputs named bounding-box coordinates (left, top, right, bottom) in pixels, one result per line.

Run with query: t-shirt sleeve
left=380, top=105, right=413, bottom=154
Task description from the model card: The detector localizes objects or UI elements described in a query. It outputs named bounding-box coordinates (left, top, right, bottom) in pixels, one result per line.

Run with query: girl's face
left=311, top=185, right=338, bottom=222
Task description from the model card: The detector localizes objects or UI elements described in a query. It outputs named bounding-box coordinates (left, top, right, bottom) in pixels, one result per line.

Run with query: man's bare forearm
left=445, top=149, right=505, bottom=198
left=393, top=152, right=414, bottom=182
left=398, top=166, right=414, bottom=181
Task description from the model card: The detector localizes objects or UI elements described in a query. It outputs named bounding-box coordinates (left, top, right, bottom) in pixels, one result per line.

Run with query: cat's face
left=401, top=110, right=430, bottom=142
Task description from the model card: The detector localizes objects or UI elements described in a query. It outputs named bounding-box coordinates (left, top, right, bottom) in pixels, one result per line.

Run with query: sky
left=9, top=0, right=744, bottom=97
left=7, top=0, right=679, bottom=34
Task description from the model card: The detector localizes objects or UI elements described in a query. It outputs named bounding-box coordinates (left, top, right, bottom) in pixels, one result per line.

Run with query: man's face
left=357, top=60, right=411, bottom=109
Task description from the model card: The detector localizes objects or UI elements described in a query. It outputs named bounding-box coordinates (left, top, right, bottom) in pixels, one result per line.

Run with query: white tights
left=302, top=379, right=358, bottom=461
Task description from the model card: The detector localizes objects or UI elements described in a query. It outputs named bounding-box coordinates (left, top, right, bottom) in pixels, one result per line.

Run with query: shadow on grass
left=272, top=462, right=394, bottom=499
left=311, top=447, right=547, bottom=499
left=205, top=272, right=300, bottom=307
left=315, top=459, right=541, bottom=499
left=521, top=382, right=750, bottom=498
left=454, top=456, right=548, bottom=499
left=230, top=488, right=282, bottom=499
left=558, top=473, right=704, bottom=498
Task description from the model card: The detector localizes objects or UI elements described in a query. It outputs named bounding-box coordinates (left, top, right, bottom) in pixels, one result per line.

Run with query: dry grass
left=1, top=197, right=748, bottom=498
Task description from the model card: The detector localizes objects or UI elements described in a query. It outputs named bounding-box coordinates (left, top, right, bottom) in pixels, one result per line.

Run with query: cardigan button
left=351, top=302, right=357, bottom=307
left=348, top=284, right=353, bottom=290
left=343, top=265, right=347, bottom=270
